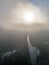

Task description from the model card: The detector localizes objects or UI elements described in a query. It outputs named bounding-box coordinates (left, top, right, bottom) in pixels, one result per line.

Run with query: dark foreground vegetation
left=0, top=46, right=49, bottom=65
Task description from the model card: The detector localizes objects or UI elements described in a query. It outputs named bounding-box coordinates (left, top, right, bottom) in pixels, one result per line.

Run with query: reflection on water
left=27, top=35, right=40, bottom=65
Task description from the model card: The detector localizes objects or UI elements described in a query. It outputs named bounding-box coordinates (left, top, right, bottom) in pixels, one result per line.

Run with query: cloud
left=9, top=2, right=47, bottom=24
left=0, top=0, right=49, bottom=31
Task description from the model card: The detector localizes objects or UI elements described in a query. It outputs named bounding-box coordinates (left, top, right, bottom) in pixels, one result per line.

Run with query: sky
left=0, top=0, right=49, bottom=30
left=0, top=1, right=49, bottom=65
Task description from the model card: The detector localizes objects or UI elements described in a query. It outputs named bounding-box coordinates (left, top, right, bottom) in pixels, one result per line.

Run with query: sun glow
left=22, top=11, right=34, bottom=24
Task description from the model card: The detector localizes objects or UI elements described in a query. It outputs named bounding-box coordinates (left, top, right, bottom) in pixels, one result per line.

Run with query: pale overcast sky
left=0, top=0, right=49, bottom=27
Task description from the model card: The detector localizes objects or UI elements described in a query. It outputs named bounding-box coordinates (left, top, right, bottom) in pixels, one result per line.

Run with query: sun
left=22, top=11, right=34, bottom=24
